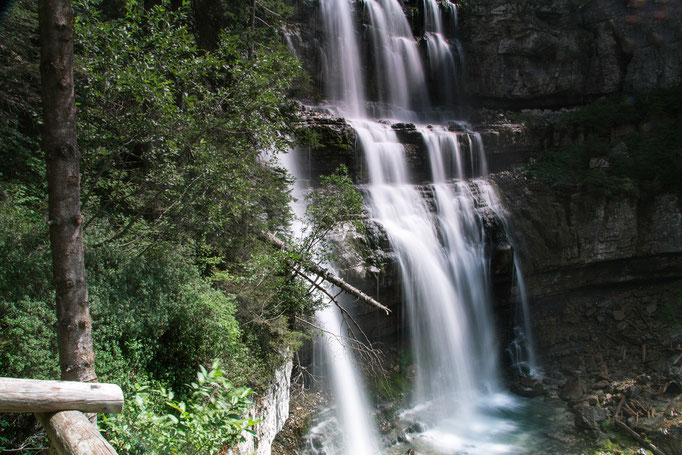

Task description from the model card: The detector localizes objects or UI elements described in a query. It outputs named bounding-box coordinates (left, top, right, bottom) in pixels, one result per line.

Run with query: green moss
left=294, top=124, right=353, bottom=154
left=369, top=350, right=413, bottom=403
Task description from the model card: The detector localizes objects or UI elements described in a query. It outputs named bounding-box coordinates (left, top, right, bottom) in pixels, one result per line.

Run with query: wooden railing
left=0, top=378, right=124, bottom=455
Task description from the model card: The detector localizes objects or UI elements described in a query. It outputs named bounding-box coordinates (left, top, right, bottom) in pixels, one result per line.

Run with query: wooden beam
left=0, top=378, right=123, bottom=414
left=37, top=411, right=118, bottom=455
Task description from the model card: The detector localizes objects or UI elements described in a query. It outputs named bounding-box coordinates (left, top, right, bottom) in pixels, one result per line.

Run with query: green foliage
left=0, top=188, right=51, bottom=302
left=293, top=125, right=353, bottom=153
left=0, top=0, right=346, bottom=450
left=0, top=298, right=58, bottom=380
left=74, top=0, right=301, bottom=253
left=301, top=165, right=365, bottom=258
left=374, top=372, right=411, bottom=402
left=103, top=360, right=258, bottom=454
left=86, top=241, right=254, bottom=393
left=0, top=191, right=57, bottom=379
left=527, top=86, right=682, bottom=198
left=0, top=0, right=43, bottom=196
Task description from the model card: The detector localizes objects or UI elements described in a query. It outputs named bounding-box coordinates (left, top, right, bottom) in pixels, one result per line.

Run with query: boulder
left=574, top=404, right=609, bottom=431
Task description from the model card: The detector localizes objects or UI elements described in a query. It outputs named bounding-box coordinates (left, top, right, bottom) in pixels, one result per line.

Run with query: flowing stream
left=297, top=0, right=542, bottom=453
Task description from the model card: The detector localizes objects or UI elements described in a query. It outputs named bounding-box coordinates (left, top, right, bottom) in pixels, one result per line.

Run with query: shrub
left=103, top=360, right=258, bottom=454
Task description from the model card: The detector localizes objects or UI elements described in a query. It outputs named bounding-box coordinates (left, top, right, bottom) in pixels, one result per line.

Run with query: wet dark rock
left=406, top=421, right=427, bottom=433
left=492, top=171, right=682, bottom=300
left=593, top=380, right=610, bottom=390
left=560, top=377, right=587, bottom=403
left=511, top=379, right=546, bottom=398
left=574, top=404, right=609, bottom=431
left=311, top=436, right=323, bottom=450
left=391, top=122, right=416, bottom=131
left=624, top=384, right=642, bottom=398
left=447, top=121, right=467, bottom=132
left=377, top=402, right=395, bottom=413
left=589, top=158, right=610, bottom=169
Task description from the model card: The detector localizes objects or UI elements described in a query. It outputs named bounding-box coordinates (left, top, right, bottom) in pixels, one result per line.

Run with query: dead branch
left=294, top=315, right=385, bottom=376
left=613, top=419, right=667, bottom=455
left=260, top=231, right=390, bottom=314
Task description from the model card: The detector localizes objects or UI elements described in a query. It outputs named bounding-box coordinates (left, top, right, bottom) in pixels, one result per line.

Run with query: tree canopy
left=0, top=0, right=364, bottom=452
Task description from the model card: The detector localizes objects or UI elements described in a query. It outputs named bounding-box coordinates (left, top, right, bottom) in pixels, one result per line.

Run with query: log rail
left=0, top=377, right=123, bottom=455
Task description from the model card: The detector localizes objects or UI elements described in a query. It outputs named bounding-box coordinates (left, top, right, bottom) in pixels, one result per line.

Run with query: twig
left=260, top=231, right=391, bottom=314
left=613, top=395, right=626, bottom=422
left=613, top=419, right=667, bottom=455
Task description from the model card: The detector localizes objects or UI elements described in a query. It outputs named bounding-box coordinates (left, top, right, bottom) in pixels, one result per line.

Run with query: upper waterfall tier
left=312, top=0, right=463, bottom=121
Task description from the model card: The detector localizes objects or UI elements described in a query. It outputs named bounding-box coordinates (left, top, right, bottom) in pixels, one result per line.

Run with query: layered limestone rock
left=491, top=171, right=682, bottom=298
left=459, top=0, right=682, bottom=107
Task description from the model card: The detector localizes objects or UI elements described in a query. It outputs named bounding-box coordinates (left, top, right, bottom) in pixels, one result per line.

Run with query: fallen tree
left=259, top=231, right=391, bottom=315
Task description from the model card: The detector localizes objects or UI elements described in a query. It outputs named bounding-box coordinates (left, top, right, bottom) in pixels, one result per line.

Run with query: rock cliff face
left=231, top=359, right=293, bottom=455
left=459, top=0, right=682, bottom=108
left=490, top=171, right=682, bottom=451
left=492, top=171, right=682, bottom=298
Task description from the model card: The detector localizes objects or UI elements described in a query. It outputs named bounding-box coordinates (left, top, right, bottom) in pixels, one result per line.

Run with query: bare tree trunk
left=192, top=0, right=224, bottom=50
left=39, top=0, right=96, bottom=384
left=249, top=0, right=256, bottom=58
left=259, top=231, right=391, bottom=314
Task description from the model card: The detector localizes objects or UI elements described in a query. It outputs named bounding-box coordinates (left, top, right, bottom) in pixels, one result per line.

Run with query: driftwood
left=37, top=411, right=118, bottom=455
left=259, top=231, right=391, bottom=315
left=0, top=378, right=123, bottom=414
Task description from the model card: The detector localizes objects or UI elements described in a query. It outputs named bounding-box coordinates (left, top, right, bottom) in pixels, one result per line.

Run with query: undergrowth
left=527, top=86, right=682, bottom=199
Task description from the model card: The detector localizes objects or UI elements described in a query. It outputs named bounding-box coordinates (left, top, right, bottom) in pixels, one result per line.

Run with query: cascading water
left=281, top=148, right=382, bottom=455
left=319, top=0, right=365, bottom=117
left=356, top=120, right=525, bottom=454
left=308, top=306, right=382, bottom=455
left=478, top=186, right=541, bottom=378
left=302, top=0, right=544, bottom=453
left=423, top=0, right=461, bottom=109
left=363, top=0, right=429, bottom=116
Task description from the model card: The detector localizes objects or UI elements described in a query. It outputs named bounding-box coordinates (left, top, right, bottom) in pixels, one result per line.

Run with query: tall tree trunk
left=192, top=0, right=225, bottom=50
left=249, top=0, right=256, bottom=58
left=39, top=0, right=96, bottom=384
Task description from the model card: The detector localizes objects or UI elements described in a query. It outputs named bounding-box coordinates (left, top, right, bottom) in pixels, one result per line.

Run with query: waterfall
left=363, top=0, right=429, bottom=117
left=320, top=0, right=365, bottom=117
left=356, top=120, right=500, bottom=409
left=478, top=185, right=541, bottom=377
left=304, top=0, right=541, bottom=453
left=423, top=0, right=461, bottom=108
left=308, top=306, right=382, bottom=455
left=282, top=147, right=382, bottom=455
